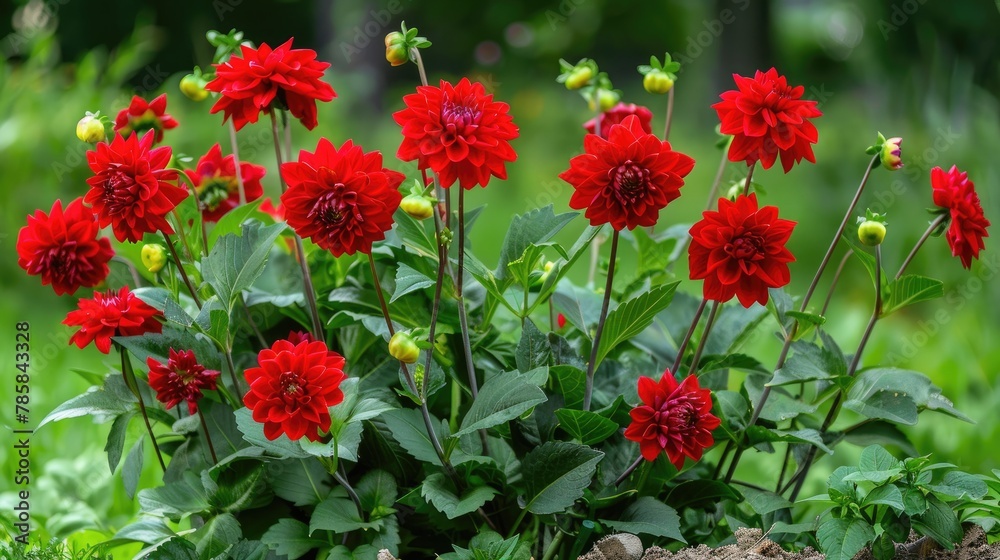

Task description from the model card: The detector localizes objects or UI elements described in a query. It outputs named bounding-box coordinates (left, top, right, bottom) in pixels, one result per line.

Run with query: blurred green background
left=1, top=0, right=998, bottom=548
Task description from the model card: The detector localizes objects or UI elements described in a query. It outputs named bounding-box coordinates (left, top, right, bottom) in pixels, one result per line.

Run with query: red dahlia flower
left=280, top=138, right=404, bottom=256
left=394, top=77, right=518, bottom=189
left=113, top=94, right=178, bottom=145
left=624, top=370, right=720, bottom=469
left=931, top=165, right=990, bottom=269
left=712, top=68, right=821, bottom=173
left=244, top=339, right=347, bottom=442
left=186, top=143, right=266, bottom=222
left=206, top=39, right=336, bottom=131
left=64, top=286, right=163, bottom=354
left=583, top=102, right=653, bottom=140
left=559, top=114, right=695, bottom=230
left=689, top=194, right=796, bottom=308
left=17, top=198, right=114, bottom=295
left=147, top=349, right=220, bottom=414
left=85, top=132, right=187, bottom=243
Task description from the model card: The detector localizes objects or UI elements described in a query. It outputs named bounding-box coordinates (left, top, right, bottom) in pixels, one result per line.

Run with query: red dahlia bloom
left=559, top=114, right=695, bottom=230
left=114, top=94, right=178, bottom=145
left=394, top=77, right=518, bottom=189
left=583, top=102, right=653, bottom=139
left=186, top=144, right=266, bottom=222
left=17, top=198, right=114, bottom=295
left=64, top=286, right=163, bottom=354
left=280, top=138, right=404, bottom=256
left=244, top=339, right=347, bottom=442
left=85, top=132, right=187, bottom=243
left=259, top=198, right=285, bottom=221
left=286, top=330, right=314, bottom=345
left=689, top=194, right=796, bottom=308
left=206, top=39, right=336, bottom=131
left=712, top=68, right=822, bottom=173
left=624, top=370, right=720, bottom=469
left=931, top=165, right=990, bottom=269
left=147, top=349, right=220, bottom=414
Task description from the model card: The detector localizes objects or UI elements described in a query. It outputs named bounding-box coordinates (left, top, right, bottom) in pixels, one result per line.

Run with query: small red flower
left=689, top=194, right=796, bottom=308
left=583, top=102, right=653, bottom=140
left=624, top=370, right=720, bottom=469
left=556, top=313, right=567, bottom=329
left=280, top=138, right=404, bottom=256
left=394, top=77, right=519, bottom=189
left=931, top=165, right=990, bottom=269
left=85, top=132, right=187, bottom=243
left=259, top=198, right=285, bottom=221
left=206, top=39, right=336, bottom=131
left=17, top=198, right=114, bottom=295
left=712, top=68, right=822, bottom=173
left=63, top=286, right=163, bottom=354
left=559, top=114, right=695, bottom=230
left=186, top=144, right=266, bottom=222
left=113, top=94, right=178, bottom=145
left=147, top=349, right=220, bottom=414
left=244, top=339, right=347, bottom=442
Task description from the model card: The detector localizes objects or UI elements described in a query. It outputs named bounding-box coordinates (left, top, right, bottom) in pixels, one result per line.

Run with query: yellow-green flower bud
left=400, top=193, right=434, bottom=220
left=389, top=331, right=420, bottom=364
left=76, top=115, right=106, bottom=144
left=141, top=244, right=168, bottom=273
left=880, top=137, right=903, bottom=171
left=565, top=66, right=594, bottom=90
left=179, top=74, right=209, bottom=101
left=642, top=70, right=674, bottom=94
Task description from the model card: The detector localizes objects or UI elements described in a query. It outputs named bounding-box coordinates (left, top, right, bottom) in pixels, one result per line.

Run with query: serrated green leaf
left=665, top=479, right=743, bottom=510
left=261, top=519, right=326, bottom=560
left=138, top=472, right=210, bottom=522
left=421, top=473, right=498, bottom=519
left=270, top=459, right=332, bottom=507
left=554, top=409, right=618, bottom=445
left=516, top=320, right=551, bottom=373
left=912, top=493, right=963, bottom=549
left=310, top=497, right=382, bottom=534
left=123, top=437, right=144, bottom=500
left=863, top=484, right=904, bottom=512
left=105, top=411, right=135, bottom=474
left=193, top=513, right=241, bottom=560
left=234, top=408, right=310, bottom=459
left=146, top=537, right=200, bottom=559
left=925, top=470, right=989, bottom=500
left=739, top=486, right=792, bottom=515
left=453, top=371, right=547, bottom=437
left=38, top=375, right=136, bottom=428
left=202, top=221, right=286, bottom=309
left=817, top=516, right=875, bottom=560
left=519, top=441, right=603, bottom=514
left=602, top=497, right=685, bottom=542
left=207, top=199, right=264, bottom=246
left=391, top=262, right=435, bottom=303
left=550, top=365, right=587, bottom=410
left=495, top=205, right=576, bottom=281
left=357, top=469, right=397, bottom=511
left=595, top=282, right=679, bottom=366
left=383, top=408, right=446, bottom=465
left=110, top=518, right=174, bottom=546
left=881, top=275, right=943, bottom=317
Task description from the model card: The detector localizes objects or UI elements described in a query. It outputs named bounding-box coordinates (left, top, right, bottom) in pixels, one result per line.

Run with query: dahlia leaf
left=421, top=472, right=498, bottom=519
left=261, top=519, right=326, bottom=560
left=862, top=484, right=905, bottom=512
left=394, top=211, right=438, bottom=259
left=145, top=537, right=199, bottom=560
left=842, top=445, right=902, bottom=484
left=817, top=516, right=875, bottom=560
left=383, top=408, right=448, bottom=465
left=912, top=494, right=963, bottom=549
left=391, top=262, right=435, bottom=303
left=193, top=512, right=241, bottom=559
left=738, top=486, right=793, bottom=516
left=453, top=371, right=547, bottom=437
left=924, top=470, right=988, bottom=500
left=138, top=471, right=211, bottom=521
left=595, top=282, right=679, bottom=367
left=234, top=408, right=311, bottom=459
left=105, top=411, right=135, bottom=474
left=519, top=441, right=603, bottom=515
left=123, top=437, right=144, bottom=500
left=601, top=496, right=684, bottom=542
left=207, top=198, right=264, bottom=246
left=554, top=409, right=618, bottom=445
left=495, top=205, right=576, bottom=282
left=202, top=221, right=286, bottom=310
left=38, top=374, right=135, bottom=428
left=109, top=517, right=174, bottom=546
left=516, top=319, right=551, bottom=373
left=311, top=496, right=383, bottom=534
left=841, top=421, right=917, bottom=457
left=744, top=373, right=817, bottom=422
left=550, top=365, right=587, bottom=410
left=841, top=233, right=891, bottom=297
left=271, top=459, right=332, bottom=507
left=665, top=480, right=743, bottom=510
left=881, top=275, right=944, bottom=317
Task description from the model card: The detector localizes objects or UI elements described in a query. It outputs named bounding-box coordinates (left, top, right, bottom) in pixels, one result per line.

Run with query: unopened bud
left=76, top=115, right=106, bottom=144
left=141, top=244, right=168, bottom=273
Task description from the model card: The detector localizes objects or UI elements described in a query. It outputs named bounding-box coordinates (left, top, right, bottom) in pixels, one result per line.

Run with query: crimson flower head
left=113, top=94, right=178, bottom=145
left=394, top=77, right=519, bottom=189
left=689, top=194, right=796, bottom=308
left=624, top=370, right=720, bottom=469
left=206, top=39, right=336, bottom=131
left=244, top=338, right=347, bottom=442
left=583, top=102, right=653, bottom=140
left=280, top=138, right=404, bottom=256
left=85, top=132, right=187, bottom=242
left=186, top=144, right=266, bottom=222
left=286, top=330, right=315, bottom=345
left=147, top=349, right=220, bottom=414
left=713, top=68, right=821, bottom=173
left=64, top=286, right=163, bottom=354
left=559, top=114, right=695, bottom=230
left=931, top=165, right=990, bottom=269
left=17, top=198, right=114, bottom=295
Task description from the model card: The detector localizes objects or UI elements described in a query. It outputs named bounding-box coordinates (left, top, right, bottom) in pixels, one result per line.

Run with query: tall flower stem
left=410, top=47, right=430, bottom=88
left=662, top=87, right=675, bottom=141
left=227, top=121, right=247, bottom=206
left=687, top=301, right=721, bottom=376
left=786, top=216, right=946, bottom=499
left=163, top=232, right=202, bottom=307
left=821, top=251, right=854, bottom=317
left=456, top=189, right=479, bottom=398
left=614, top=455, right=645, bottom=486
left=583, top=230, right=620, bottom=411
left=670, top=298, right=708, bottom=375
left=198, top=410, right=219, bottom=464
left=725, top=155, right=881, bottom=481
left=223, top=345, right=247, bottom=399
left=742, top=161, right=756, bottom=197
left=703, top=149, right=731, bottom=210
left=119, top=347, right=166, bottom=472
left=269, top=110, right=324, bottom=340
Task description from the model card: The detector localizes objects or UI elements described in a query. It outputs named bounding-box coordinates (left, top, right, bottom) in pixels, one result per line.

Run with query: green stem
left=670, top=298, right=708, bottom=375
left=614, top=455, right=645, bottom=486
left=742, top=161, right=757, bottom=197
left=269, top=109, right=324, bottom=340
left=119, top=347, right=166, bottom=472
left=688, top=301, right=721, bottom=376
left=821, top=251, right=854, bottom=317
left=333, top=466, right=364, bottom=519
left=410, top=47, right=430, bottom=87
left=223, top=343, right=247, bottom=398
left=227, top=120, right=247, bottom=206
left=163, top=232, right=202, bottom=308
left=583, top=230, right=620, bottom=411
left=662, top=86, right=675, bottom=141
left=541, top=530, right=566, bottom=560
left=456, top=189, right=479, bottom=399
left=198, top=409, right=219, bottom=464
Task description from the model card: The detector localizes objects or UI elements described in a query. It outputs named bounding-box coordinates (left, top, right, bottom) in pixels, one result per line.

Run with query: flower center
left=126, top=110, right=162, bottom=135
left=103, top=171, right=137, bottom=216
left=309, top=170, right=361, bottom=229
left=45, top=245, right=77, bottom=278
left=279, top=371, right=309, bottom=406
left=197, top=177, right=238, bottom=211
left=442, top=101, right=481, bottom=128
left=725, top=232, right=764, bottom=262
left=611, top=161, right=651, bottom=200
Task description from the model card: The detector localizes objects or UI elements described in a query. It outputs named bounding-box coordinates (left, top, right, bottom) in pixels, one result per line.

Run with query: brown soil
left=577, top=526, right=1000, bottom=560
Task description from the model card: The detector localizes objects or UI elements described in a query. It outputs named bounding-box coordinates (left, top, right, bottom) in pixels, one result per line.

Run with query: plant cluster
left=13, top=21, right=994, bottom=560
